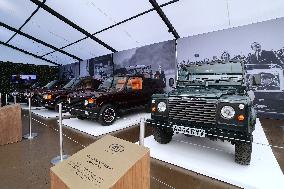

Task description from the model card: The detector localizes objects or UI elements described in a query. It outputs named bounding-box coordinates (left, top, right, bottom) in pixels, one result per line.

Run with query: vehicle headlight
left=84, top=100, right=88, bottom=106
left=157, top=102, right=167, bottom=112
left=11, top=92, right=18, bottom=96
left=43, top=94, right=48, bottom=99
left=221, top=106, right=235, bottom=119
left=239, top=104, right=245, bottom=110
left=43, top=94, right=52, bottom=100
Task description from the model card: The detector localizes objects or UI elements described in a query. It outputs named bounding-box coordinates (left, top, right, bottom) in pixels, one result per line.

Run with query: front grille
left=168, top=97, right=216, bottom=124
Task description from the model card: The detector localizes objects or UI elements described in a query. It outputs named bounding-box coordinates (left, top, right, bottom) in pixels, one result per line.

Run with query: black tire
left=98, top=104, right=117, bottom=126
left=153, top=127, right=174, bottom=144
left=145, top=100, right=151, bottom=113
left=235, top=140, right=252, bottom=165
left=77, top=116, right=85, bottom=120
left=54, top=100, right=66, bottom=113
left=54, top=100, right=61, bottom=112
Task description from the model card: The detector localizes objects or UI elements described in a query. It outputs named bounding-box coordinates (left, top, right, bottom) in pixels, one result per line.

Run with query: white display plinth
left=143, top=119, right=284, bottom=189
left=61, top=113, right=151, bottom=137
left=21, top=104, right=45, bottom=110
left=31, top=109, right=72, bottom=119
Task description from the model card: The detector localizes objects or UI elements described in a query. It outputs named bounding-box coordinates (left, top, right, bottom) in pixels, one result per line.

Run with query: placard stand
left=51, top=103, right=69, bottom=165
left=23, top=98, right=38, bottom=139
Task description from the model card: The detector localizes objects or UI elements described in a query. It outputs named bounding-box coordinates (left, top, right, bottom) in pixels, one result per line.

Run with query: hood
left=169, top=87, right=230, bottom=99
left=167, top=87, right=250, bottom=104
left=68, top=89, right=114, bottom=99
left=44, top=89, right=69, bottom=95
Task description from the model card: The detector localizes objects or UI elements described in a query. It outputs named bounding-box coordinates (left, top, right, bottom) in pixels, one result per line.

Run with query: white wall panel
left=161, top=0, right=230, bottom=37
left=0, top=0, right=37, bottom=28
left=22, top=9, right=85, bottom=48
left=228, top=0, right=284, bottom=27
left=0, top=44, right=55, bottom=66
left=63, top=38, right=111, bottom=60
left=0, top=26, right=14, bottom=42
left=8, top=35, right=53, bottom=56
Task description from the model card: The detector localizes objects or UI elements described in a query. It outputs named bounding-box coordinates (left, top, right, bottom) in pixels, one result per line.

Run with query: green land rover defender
left=147, top=60, right=260, bottom=165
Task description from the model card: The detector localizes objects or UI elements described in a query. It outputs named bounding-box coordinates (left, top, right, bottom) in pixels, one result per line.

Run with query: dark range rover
left=9, top=80, right=50, bottom=104
left=147, top=60, right=259, bottom=165
left=67, top=75, right=165, bottom=125
left=42, top=77, right=101, bottom=111
left=27, top=79, right=69, bottom=106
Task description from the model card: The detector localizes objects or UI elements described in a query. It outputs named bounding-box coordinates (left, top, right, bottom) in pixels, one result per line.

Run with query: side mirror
left=169, top=78, right=175, bottom=87
left=252, top=74, right=261, bottom=86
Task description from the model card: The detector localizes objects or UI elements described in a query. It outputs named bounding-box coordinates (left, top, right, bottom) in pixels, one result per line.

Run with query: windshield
left=63, top=78, right=80, bottom=89
left=31, top=82, right=40, bottom=89
left=98, top=76, right=127, bottom=91
left=98, top=78, right=113, bottom=90
left=44, top=80, right=57, bottom=89
left=178, top=61, right=243, bottom=86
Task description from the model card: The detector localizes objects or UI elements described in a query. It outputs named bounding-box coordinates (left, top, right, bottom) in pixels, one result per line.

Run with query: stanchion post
left=5, top=94, right=8, bottom=105
left=139, top=118, right=146, bottom=146
left=0, top=93, right=2, bottom=107
left=23, top=98, right=38, bottom=139
left=14, top=95, right=17, bottom=104
left=51, top=103, right=69, bottom=165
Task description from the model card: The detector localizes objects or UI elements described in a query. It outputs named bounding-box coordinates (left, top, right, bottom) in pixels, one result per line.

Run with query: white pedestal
left=60, top=113, right=151, bottom=137
left=31, top=109, right=72, bottom=119
left=143, top=119, right=284, bottom=189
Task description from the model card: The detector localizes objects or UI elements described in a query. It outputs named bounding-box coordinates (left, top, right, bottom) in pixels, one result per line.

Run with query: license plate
left=45, top=103, right=48, bottom=107
left=173, top=125, right=206, bottom=137
left=85, top=111, right=89, bottom=115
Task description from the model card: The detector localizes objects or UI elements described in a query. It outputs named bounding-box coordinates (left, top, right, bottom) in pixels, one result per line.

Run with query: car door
left=126, top=77, right=144, bottom=108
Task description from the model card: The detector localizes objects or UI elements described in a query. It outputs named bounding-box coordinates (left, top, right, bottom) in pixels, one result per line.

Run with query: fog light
left=237, top=115, right=245, bottom=121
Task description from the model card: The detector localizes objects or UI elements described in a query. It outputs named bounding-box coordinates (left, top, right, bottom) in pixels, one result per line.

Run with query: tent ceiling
left=0, top=0, right=284, bottom=66
left=0, top=0, right=39, bottom=29
left=62, top=38, right=112, bottom=61
left=22, top=8, right=86, bottom=48
left=9, top=34, right=53, bottom=56
left=0, top=43, right=56, bottom=66
left=95, top=11, right=174, bottom=51
left=0, top=26, right=14, bottom=42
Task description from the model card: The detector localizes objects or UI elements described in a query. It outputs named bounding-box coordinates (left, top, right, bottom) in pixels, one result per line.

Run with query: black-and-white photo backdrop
left=113, top=40, right=176, bottom=92
left=177, top=18, right=284, bottom=117
left=59, top=62, right=80, bottom=79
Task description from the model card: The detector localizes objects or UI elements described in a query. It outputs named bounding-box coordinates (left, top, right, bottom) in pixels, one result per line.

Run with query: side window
left=116, top=78, right=126, bottom=90
left=85, top=81, right=92, bottom=89
left=127, top=77, right=143, bottom=90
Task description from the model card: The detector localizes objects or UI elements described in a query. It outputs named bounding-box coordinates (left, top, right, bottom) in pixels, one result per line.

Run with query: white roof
left=0, top=0, right=284, bottom=66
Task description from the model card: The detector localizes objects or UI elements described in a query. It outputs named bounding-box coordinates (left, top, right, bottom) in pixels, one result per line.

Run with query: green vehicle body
left=147, top=60, right=258, bottom=165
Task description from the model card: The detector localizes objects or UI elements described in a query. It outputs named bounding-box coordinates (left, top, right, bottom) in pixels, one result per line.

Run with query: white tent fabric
left=0, top=44, right=55, bottom=66
left=1, top=0, right=284, bottom=66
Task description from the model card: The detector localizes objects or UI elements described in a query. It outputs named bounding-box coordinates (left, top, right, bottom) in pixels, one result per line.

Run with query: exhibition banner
left=177, top=18, right=284, bottom=117
left=113, top=40, right=176, bottom=92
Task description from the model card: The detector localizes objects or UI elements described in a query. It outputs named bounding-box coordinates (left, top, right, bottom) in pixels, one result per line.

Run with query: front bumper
left=42, top=99, right=56, bottom=109
left=67, top=105, right=100, bottom=119
left=147, top=119, right=252, bottom=143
